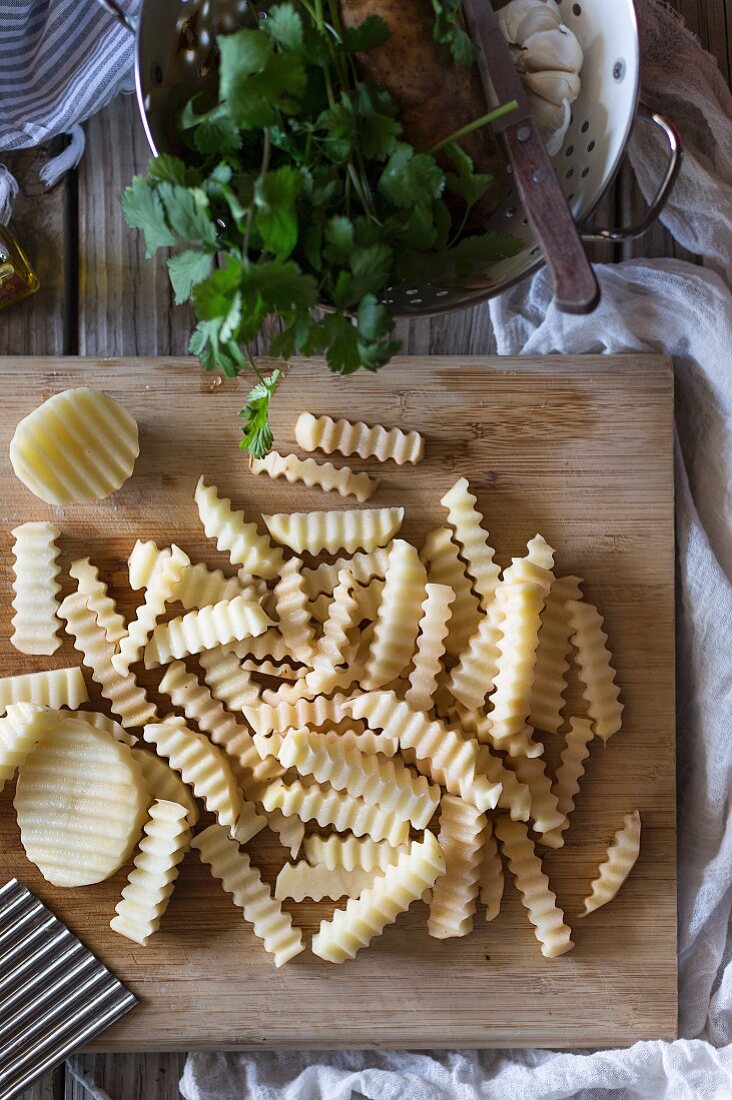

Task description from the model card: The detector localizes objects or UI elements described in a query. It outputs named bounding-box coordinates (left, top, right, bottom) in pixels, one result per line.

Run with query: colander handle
left=580, top=106, right=682, bottom=243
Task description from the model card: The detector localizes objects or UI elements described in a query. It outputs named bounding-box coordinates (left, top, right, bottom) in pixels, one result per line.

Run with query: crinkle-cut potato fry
left=529, top=575, right=584, bottom=734
left=59, top=592, right=157, bottom=729
left=262, top=778, right=410, bottom=847
left=192, top=823, right=304, bottom=966
left=543, top=717, right=595, bottom=846
left=273, top=557, right=316, bottom=665
left=295, top=411, right=424, bottom=466
left=494, top=816, right=574, bottom=959
left=14, top=717, right=148, bottom=888
left=275, top=862, right=376, bottom=902
left=302, top=547, right=390, bottom=599
left=157, top=661, right=278, bottom=800
left=240, top=657, right=305, bottom=681
left=278, top=728, right=440, bottom=829
left=110, top=799, right=191, bottom=946
left=405, top=583, right=454, bottom=712
left=129, top=540, right=264, bottom=608
left=420, top=527, right=482, bottom=659
left=195, top=478, right=285, bottom=579
left=479, top=818, right=504, bottom=922
left=489, top=538, right=556, bottom=743
left=262, top=506, right=404, bottom=556
left=474, top=745, right=531, bottom=822
left=250, top=450, right=380, bottom=502
left=198, top=647, right=261, bottom=712
left=428, top=795, right=487, bottom=940
left=69, top=558, right=127, bottom=644
left=143, top=595, right=273, bottom=669
left=446, top=601, right=503, bottom=711
left=133, top=748, right=199, bottom=827
left=568, top=598, right=624, bottom=742
left=74, top=709, right=136, bottom=747
left=579, top=810, right=641, bottom=918
left=243, top=693, right=356, bottom=736
left=363, top=539, right=426, bottom=690
left=504, top=753, right=566, bottom=846
left=9, top=387, right=139, bottom=505
left=440, top=478, right=501, bottom=608
left=307, top=571, right=359, bottom=693
left=114, top=545, right=190, bottom=676
left=11, top=522, right=62, bottom=656
left=471, top=711, right=544, bottom=759
left=304, top=834, right=405, bottom=874
left=0, top=667, right=88, bottom=716
left=142, top=718, right=246, bottom=833
left=311, top=833, right=445, bottom=963
left=0, top=703, right=59, bottom=789
left=224, top=630, right=291, bottom=665
left=347, top=692, right=502, bottom=814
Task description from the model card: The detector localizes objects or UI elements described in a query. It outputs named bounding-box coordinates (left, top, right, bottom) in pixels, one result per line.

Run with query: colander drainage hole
left=587, top=140, right=595, bottom=152
left=435, top=290, right=448, bottom=297
left=572, top=3, right=581, bottom=15
left=581, top=166, right=590, bottom=178
left=565, top=167, right=574, bottom=179
left=581, top=120, right=589, bottom=133
left=506, top=206, right=517, bottom=217
left=565, top=145, right=574, bottom=157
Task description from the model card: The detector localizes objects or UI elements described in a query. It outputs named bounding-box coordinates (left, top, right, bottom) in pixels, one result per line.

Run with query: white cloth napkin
left=181, top=1, right=732, bottom=1097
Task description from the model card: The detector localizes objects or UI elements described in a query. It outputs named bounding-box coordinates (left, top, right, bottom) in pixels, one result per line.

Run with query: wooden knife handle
left=503, top=121, right=600, bottom=314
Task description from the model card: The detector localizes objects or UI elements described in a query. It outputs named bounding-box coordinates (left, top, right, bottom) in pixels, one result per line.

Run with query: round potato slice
left=15, top=718, right=149, bottom=887
left=10, top=387, right=139, bottom=505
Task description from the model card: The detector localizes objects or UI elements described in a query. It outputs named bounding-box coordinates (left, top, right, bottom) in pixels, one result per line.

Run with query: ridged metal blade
left=0, top=879, right=137, bottom=1100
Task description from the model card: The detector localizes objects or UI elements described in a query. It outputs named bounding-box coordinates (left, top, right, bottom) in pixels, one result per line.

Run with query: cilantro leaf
left=191, top=260, right=242, bottom=321
left=264, top=3, right=304, bottom=52
left=254, top=165, right=301, bottom=259
left=341, top=15, right=391, bottom=53
left=239, top=369, right=281, bottom=457
left=378, top=144, right=444, bottom=208
left=442, top=142, right=493, bottom=211
left=147, top=155, right=189, bottom=186
left=430, top=0, right=478, bottom=65
left=157, top=183, right=218, bottom=247
left=122, top=177, right=176, bottom=257
left=167, top=250, right=215, bottom=304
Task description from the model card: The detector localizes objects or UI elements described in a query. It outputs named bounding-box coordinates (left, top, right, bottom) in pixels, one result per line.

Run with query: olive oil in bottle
left=0, top=226, right=39, bottom=310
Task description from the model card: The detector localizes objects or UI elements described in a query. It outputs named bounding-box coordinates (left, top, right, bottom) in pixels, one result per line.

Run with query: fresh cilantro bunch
left=122, top=0, right=520, bottom=456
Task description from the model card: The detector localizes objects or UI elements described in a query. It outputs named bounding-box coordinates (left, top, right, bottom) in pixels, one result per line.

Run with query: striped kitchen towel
left=0, top=0, right=139, bottom=222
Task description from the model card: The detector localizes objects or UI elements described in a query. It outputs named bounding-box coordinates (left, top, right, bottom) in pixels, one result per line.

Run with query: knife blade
left=461, top=0, right=599, bottom=314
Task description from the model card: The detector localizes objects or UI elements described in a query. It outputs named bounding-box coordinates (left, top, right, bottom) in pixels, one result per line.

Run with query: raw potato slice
left=59, top=592, right=157, bottom=728
left=529, top=575, right=583, bottom=734
left=250, top=450, right=379, bottom=502
left=579, top=810, right=641, bottom=918
left=363, top=539, right=426, bottom=690
left=568, top=599, right=623, bottom=741
left=132, top=748, right=200, bottom=826
left=195, top=478, right=285, bottom=579
left=295, top=412, right=424, bottom=465
left=14, top=718, right=148, bottom=887
left=263, top=507, right=404, bottom=556
left=261, top=778, right=410, bottom=847
left=0, top=703, right=59, bottom=789
left=494, top=816, right=574, bottom=958
left=142, top=718, right=244, bottom=831
left=302, top=548, right=390, bottom=598
left=0, top=667, right=88, bottom=715
left=113, top=545, right=190, bottom=675
left=11, top=522, right=62, bottom=655
left=143, top=596, right=272, bottom=669
left=69, top=558, right=127, bottom=643
left=478, top=818, right=504, bottom=921
left=311, top=833, right=445, bottom=963
left=243, top=693, right=357, bottom=735
left=420, top=527, right=482, bottom=658
left=73, top=709, right=137, bottom=747
left=110, top=799, right=191, bottom=946
left=275, top=862, right=376, bottom=902
left=198, top=647, right=261, bottom=712
left=10, top=387, right=139, bottom=505
left=440, top=477, right=501, bottom=608
left=405, top=583, right=454, bottom=711
left=446, top=603, right=503, bottom=711
left=428, top=795, right=487, bottom=939
left=272, top=558, right=316, bottom=665
left=306, top=571, right=359, bottom=694
left=192, top=823, right=304, bottom=966
left=303, top=834, right=405, bottom=873
left=172, top=562, right=262, bottom=611
left=505, top=754, right=566, bottom=846
left=278, top=728, right=440, bottom=829
left=543, top=716, right=594, bottom=845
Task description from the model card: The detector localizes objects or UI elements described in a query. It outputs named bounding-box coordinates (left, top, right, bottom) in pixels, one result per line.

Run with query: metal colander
left=99, top=0, right=681, bottom=315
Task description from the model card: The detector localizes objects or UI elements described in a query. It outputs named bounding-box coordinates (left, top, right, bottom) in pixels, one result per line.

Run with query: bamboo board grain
left=0, top=355, right=676, bottom=1050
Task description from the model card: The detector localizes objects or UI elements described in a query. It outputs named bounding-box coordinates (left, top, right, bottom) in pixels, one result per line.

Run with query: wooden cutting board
left=0, top=355, right=676, bottom=1050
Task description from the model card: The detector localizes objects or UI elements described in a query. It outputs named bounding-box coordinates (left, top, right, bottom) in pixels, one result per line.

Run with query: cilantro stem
left=427, top=100, right=519, bottom=156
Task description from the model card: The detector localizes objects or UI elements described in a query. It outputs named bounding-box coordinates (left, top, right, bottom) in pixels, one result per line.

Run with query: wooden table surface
left=3, top=2, right=728, bottom=1095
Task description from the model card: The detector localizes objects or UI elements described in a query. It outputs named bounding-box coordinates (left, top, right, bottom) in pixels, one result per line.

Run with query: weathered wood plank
left=76, top=96, right=194, bottom=357
left=0, top=149, right=67, bottom=356
left=676, top=0, right=730, bottom=81
left=17, top=1068, right=62, bottom=1100
left=65, top=1053, right=185, bottom=1099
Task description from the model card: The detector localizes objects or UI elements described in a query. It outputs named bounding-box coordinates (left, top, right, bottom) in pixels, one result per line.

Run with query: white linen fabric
left=0, top=0, right=138, bottom=222
left=181, top=1, right=732, bottom=1097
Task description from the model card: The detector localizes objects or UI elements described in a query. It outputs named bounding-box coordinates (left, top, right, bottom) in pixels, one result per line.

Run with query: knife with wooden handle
left=462, top=0, right=600, bottom=314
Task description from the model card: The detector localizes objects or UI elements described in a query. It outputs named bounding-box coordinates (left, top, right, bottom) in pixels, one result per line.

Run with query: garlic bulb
left=499, top=0, right=583, bottom=155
